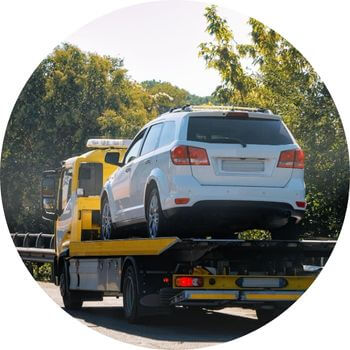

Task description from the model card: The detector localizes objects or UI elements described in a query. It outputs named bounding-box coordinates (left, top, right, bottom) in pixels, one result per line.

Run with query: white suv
left=101, top=106, right=306, bottom=240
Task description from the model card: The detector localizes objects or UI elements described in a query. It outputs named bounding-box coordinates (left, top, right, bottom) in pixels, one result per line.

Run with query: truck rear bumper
left=171, top=289, right=303, bottom=306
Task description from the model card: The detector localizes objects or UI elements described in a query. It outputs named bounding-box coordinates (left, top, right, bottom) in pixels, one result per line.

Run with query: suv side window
left=124, top=130, right=146, bottom=164
left=158, top=121, right=175, bottom=148
left=140, top=123, right=163, bottom=156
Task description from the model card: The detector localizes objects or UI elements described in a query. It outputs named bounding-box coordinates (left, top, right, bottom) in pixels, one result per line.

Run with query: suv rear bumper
left=164, top=200, right=304, bottom=233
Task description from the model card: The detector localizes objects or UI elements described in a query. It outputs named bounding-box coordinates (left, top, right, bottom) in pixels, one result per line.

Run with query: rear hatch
left=187, top=115, right=296, bottom=188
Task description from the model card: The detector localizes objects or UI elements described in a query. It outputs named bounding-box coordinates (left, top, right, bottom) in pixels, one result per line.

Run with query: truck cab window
left=61, top=169, right=72, bottom=210
left=78, top=163, right=103, bottom=196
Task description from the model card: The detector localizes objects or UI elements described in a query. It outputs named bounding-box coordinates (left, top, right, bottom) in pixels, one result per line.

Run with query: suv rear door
left=186, top=115, right=296, bottom=188
left=129, top=123, right=163, bottom=220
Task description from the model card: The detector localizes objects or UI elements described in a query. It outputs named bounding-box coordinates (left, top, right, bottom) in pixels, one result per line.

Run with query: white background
left=0, top=0, right=349, bottom=349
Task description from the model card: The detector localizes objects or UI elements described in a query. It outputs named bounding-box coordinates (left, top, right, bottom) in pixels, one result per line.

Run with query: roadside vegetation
left=1, top=6, right=348, bottom=239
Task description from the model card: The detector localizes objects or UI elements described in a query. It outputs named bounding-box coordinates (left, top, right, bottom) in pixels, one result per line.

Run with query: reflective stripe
left=242, top=291, right=303, bottom=301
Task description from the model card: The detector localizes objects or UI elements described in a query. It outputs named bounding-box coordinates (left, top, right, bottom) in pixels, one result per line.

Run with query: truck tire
left=146, top=187, right=167, bottom=238
left=123, top=265, right=141, bottom=323
left=59, top=263, right=83, bottom=310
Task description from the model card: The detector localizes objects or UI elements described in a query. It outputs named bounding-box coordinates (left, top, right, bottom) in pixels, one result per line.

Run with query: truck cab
left=41, top=139, right=130, bottom=257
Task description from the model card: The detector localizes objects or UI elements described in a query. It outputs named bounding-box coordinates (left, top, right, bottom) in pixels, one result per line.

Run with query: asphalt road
left=39, top=282, right=262, bottom=349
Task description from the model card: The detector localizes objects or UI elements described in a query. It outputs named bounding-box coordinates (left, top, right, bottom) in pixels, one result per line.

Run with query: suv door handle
left=125, top=167, right=131, bottom=173
left=144, top=159, right=151, bottom=165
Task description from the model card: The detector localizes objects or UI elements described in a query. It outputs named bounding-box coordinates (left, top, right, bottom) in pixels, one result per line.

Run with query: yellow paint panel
left=244, top=292, right=302, bottom=301
left=190, top=293, right=237, bottom=300
left=69, top=237, right=180, bottom=257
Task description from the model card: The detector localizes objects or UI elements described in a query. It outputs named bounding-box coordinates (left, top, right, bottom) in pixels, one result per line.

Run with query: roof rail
left=168, top=105, right=273, bottom=114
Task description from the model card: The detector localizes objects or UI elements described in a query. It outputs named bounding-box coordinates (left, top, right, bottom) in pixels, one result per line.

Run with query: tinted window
left=158, top=121, right=175, bottom=148
left=141, top=123, right=163, bottom=156
left=187, top=117, right=293, bottom=145
left=78, top=163, right=102, bottom=196
left=124, top=131, right=145, bottom=164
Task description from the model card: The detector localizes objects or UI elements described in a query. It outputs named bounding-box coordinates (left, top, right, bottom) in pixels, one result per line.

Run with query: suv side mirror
left=42, top=170, right=57, bottom=221
left=105, top=152, right=123, bottom=167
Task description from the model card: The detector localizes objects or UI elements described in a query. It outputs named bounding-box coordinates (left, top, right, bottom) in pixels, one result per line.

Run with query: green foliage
left=25, top=262, right=52, bottom=281
left=142, top=80, right=213, bottom=113
left=199, top=6, right=349, bottom=238
left=239, top=230, right=271, bottom=240
left=1, top=44, right=155, bottom=232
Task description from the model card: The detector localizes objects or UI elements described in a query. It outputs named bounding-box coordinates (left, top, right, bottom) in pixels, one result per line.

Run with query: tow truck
left=11, top=139, right=336, bottom=323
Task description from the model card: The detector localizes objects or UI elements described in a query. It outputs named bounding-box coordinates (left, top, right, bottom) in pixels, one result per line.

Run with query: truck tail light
left=277, top=149, right=304, bottom=169
left=175, top=276, right=203, bottom=287
left=171, top=146, right=209, bottom=166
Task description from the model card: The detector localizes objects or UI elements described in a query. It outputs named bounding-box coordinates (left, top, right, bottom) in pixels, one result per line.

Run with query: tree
left=1, top=44, right=157, bottom=232
left=199, top=5, right=349, bottom=237
left=142, top=80, right=214, bottom=113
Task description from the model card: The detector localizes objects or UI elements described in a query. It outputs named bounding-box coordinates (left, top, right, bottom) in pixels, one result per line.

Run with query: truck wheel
left=101, top=197, right=116, bottom=240
left=123, top=265, right=141, bottom=323
left=59, top=265, right=83, bottom=310
left=146, top=187, right=167, bottom=238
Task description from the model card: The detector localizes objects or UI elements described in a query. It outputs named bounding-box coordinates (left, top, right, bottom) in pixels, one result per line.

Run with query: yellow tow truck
left=11, top=139, right=336, bottom=323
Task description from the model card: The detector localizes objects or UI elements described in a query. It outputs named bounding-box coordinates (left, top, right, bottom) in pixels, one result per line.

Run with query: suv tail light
left=277, top=149, right=304, bottom=169
left=171, top=146, right=210, bottom=165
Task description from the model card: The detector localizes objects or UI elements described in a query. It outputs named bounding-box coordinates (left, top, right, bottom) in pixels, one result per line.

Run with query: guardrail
left=11, top=232, right=54, bottom=249
left=10, top=233, right=55, bottom=264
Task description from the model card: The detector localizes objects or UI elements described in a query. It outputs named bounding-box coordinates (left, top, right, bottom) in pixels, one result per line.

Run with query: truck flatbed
left=11, top=232, right=336, bottom=323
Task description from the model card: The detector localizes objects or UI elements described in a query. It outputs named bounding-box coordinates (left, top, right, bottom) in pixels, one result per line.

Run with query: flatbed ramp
left=68, top=237, right=335, bottom=260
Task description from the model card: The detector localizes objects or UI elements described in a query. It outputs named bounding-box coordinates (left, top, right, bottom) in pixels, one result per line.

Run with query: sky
left=67, top=1, right=250, bottom=96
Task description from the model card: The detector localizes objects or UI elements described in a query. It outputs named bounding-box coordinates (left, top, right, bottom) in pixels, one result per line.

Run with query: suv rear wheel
left=146, top=187, right=167, bottom=238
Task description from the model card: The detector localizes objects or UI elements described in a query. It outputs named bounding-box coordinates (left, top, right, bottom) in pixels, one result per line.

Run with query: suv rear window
left=187, top=117, right=293, bottom=145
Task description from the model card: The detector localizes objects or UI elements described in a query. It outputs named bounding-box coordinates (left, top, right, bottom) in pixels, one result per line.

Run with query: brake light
left=188, top=146, right=210, bottom=165
left=277, top=149, right=304, bottom=169
left=296, top=201, right=306, bottom=208
left=293, top=149, right=305, bottom=169
left=175, top=276, right=203, bottom=287
left=171, top=146, right=210, bottom=165
left=171, top=145, right=190, bottom=165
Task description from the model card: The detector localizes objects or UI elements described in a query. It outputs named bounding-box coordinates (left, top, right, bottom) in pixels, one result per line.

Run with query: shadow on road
left=64, top=306, right=261, bottom=344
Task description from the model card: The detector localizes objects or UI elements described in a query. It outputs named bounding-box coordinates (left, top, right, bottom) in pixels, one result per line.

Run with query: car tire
left=270, top=220, right=301, bottom=240
left=146, top=187, right=167, bottom=238
left=101, top=196, right=116, bottom=240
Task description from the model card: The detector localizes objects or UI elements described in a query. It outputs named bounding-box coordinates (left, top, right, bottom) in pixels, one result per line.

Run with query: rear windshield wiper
left=210, top=138, right=247, bottom=148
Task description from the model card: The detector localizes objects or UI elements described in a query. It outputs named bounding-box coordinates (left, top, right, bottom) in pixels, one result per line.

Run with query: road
left=39, top=282, right=261, bottom=349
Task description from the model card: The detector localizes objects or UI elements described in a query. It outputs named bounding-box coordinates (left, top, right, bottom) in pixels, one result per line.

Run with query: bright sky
left=67, top=1, right=250, bottom=96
